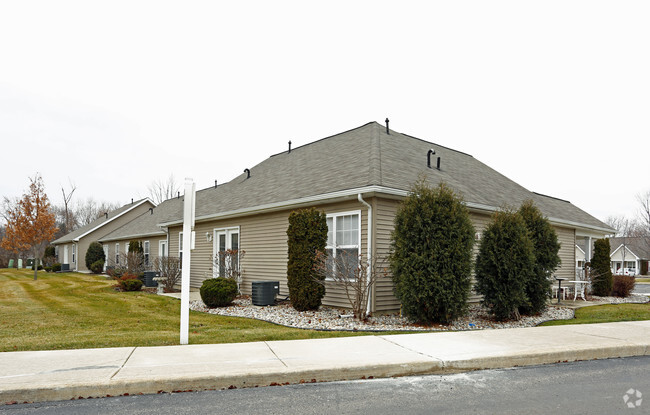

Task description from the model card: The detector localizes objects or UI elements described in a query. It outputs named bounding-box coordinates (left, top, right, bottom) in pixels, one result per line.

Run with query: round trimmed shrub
left=200, top=278, right=238, bottom=307
left=90, top=260, right=105, bottom=274
left=389, top=180, right=475, bottom=324
left=85, top=242, right=106, bottom=271
left=120, top=278, right=143, bottom=291
left=52, top=263, right=62, bottom=272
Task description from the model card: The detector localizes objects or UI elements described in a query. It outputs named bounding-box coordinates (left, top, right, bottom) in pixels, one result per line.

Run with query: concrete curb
left=2, top=321, right=649, bottom=405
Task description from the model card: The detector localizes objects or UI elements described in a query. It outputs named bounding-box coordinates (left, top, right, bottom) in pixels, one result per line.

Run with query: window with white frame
left=115, top=243, right=120, bottom=265
left=143, top=241, right=150, bottom=266
left=213, top=227, right=240, bottom=279
left=72, top=244, right=76, bottom=263
left=326, top=211, right=360, bottom=280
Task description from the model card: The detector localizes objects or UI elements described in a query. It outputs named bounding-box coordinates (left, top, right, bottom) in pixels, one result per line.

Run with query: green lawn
left=540, top=302, right=650, bottom=326
left=636, top=278, right=650, bottom=283
left=0, top=269, right=383, bottom=352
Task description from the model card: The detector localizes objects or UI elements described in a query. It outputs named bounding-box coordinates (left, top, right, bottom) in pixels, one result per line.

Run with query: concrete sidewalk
left=2, top=321, right=649, bottom=404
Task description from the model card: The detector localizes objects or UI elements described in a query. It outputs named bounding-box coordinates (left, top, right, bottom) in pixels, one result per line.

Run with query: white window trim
left=179, top=232, right=183, bottom=255
left=212, top=226, right=241, bottom=279
left=325, top=210, right=362, bottom=281
left=115, top=243, right=120, bottom=265
left=72, top=244, right=76, bottom=264
left=144, top=240, right=150, bottom=265
left=159, top=240, right=167, bottom=258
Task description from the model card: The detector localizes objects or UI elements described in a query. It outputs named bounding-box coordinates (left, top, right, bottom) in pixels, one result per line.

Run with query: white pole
left=180, top=178, right=196, bottom=345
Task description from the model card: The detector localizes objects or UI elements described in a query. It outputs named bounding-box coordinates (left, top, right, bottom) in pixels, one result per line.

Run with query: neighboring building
left=99, top=197, right=183, bottom=271
left=608, top=237, right=650, bottom=275
left=51, top=199, right=155, bottom=272
left=154, top=121, right=614, bottom=313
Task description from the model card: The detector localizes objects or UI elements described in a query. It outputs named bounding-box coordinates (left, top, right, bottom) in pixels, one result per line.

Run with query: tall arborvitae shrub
left=475, top=210, right=536, bottom=321
left=591, top=238, right=613, bottom=296
left=85, top=241, right=106, bottom=271
left=129, top=240, right=143, bottom=254
left=389, top=180, right=475, bottom=324
left=518, top=200, right=561, bottom=315
left=286, top=207, right=328, bottom=311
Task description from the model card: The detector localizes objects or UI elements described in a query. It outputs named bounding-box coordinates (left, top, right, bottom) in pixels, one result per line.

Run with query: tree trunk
left=33, top=247, right=38, bottom=281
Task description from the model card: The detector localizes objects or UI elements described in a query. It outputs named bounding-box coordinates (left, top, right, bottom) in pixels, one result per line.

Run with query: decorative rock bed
left=189, top=294, right=648, bottom=332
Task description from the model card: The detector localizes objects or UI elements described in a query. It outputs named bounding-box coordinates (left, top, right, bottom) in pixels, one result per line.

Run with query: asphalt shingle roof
left=608, top=237, right=650, bottom=259
left=158, top=121, right=611, bottom=232
left=52, top=199, right=152, bottom=244
left=99, top=197, right=184, bottom=242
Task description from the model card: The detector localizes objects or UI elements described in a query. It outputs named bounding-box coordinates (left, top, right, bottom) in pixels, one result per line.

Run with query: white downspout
left=357, top=194, right=373, bottom=316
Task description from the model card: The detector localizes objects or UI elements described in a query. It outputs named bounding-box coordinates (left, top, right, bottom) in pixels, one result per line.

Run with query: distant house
left=51, top=199, right=154, bottom=272
left=608, top=237, right=650, bottom=275
left=153, top=121, right=614, bottom=313
left=98, top=197, right=183, bottom=271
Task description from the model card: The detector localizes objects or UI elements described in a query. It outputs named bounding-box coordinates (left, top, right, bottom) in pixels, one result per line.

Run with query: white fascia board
left=575, top=245, right=585, bottom=255
left=611, top=244, right=641, bottom=260
left=73, top=198, right=154, bottom=242
left=156, top=185, right=612, bottom=234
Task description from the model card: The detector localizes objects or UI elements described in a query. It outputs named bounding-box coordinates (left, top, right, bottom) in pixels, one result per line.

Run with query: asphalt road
left=4, top=356, right=648, bottom=415
left=633, top=282, right=650, bottom=295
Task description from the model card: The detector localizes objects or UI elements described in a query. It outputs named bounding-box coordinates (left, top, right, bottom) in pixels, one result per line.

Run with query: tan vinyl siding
left=554, top=226, right=576, bottom=279
left=373, top=197, right=400, bottom=312
left=171, top=199, right=368, bottom=309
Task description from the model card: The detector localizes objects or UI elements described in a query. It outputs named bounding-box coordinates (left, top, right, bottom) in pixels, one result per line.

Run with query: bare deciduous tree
left=153, top=255, right=182, bottom=292
left=148, top=174, right=181, bottom=204
left=60, top=180, right=76, bottom=235
left=313, top=249, right=386, bottom=321
left=75, top=198, right=119, bottom=227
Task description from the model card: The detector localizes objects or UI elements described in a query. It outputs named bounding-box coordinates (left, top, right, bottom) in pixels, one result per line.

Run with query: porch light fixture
left=206, top=232, right=212, bottom=242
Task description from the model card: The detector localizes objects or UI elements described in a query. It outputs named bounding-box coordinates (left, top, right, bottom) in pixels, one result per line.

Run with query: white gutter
left=357, top=194, right=372, bottom=316
left=157, top=185, right=614, bottom=235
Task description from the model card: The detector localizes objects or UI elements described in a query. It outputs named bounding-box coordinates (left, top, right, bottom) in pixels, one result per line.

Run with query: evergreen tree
left=591, top=238, right=613, bottom=296
left=475, top=210, right=536, bottom=321
left=286, top=208, right=328, bottom=311
left=518, top=200, right=561, bottom=315
left=389, top=180, right=475, bottom=324
left=85, top=242, right=106, bottom=271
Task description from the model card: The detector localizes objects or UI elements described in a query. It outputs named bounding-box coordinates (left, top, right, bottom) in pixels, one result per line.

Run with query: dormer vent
left=427, top=149, right=436, bottom=168
left=244, top=168, right=251, bottom=179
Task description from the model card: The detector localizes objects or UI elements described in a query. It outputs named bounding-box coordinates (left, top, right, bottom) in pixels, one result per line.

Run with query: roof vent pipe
left=131, top=198, right=133, bottom=204
left=149, top=207, right=154, bottom=215
left=385, top=118, right=390, bottom=135
left=104, top=212, right=108, bottom=219
left=437, top=156, right=441, bottom=170
left=214, top=180, right=217, bottom=188
left=244, top=168, right=250, bottom=179
left=288, top=140, right=292, bottom=153
left=177, top=192, right=180, bottom=199
left=427, top=149, right=436, bottom=168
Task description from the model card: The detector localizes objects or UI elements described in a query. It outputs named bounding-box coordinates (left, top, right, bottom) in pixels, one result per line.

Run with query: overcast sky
left=1, top=1, right=648, bottom=224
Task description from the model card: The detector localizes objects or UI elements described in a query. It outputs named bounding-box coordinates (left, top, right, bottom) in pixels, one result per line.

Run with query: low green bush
left=200, top=278, right=238, bottom=307
left=52, top=263, right=62, bottom=272
left=90, top=260, right=105, bottom=274
left=44, top=266, right=52, bottom=272
left=118, top=274, right=143, bottom=291
left=612, top=275, right=635, bottom=297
